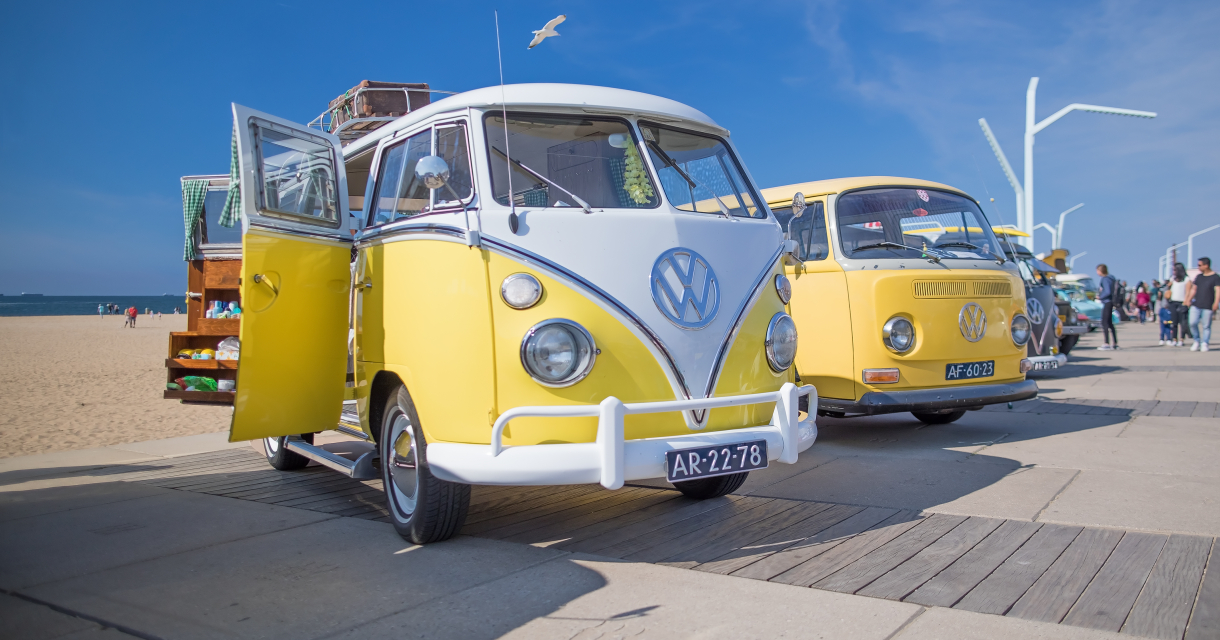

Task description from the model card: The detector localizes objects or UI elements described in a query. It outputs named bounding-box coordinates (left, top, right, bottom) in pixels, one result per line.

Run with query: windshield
left=1016, top=259, right=1048, bottom=285
left=484, top=113, right=658, bottom=209
left=836, top=187, right=1001, bottom=261
left=639, top=121, right=765, bottom=219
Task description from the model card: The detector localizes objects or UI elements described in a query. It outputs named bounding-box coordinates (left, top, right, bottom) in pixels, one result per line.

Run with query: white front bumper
left=427, top=383, right=817, bottom=490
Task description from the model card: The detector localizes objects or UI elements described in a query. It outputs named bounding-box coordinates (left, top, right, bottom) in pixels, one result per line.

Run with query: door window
left=369, top=123, right=475, bottom=227
left=252, top=122, right=341, bottom=226
left=773, top=202, right=829, bottom=261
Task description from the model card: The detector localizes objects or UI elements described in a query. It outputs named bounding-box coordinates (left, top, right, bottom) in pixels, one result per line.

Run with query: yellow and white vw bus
left=760, top=177, right=1036, bottom=425
left=215, top=84, right=816, bottom=543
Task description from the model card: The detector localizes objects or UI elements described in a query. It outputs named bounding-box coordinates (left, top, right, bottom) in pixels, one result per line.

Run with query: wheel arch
left=368, top=370, right=404, bottom=444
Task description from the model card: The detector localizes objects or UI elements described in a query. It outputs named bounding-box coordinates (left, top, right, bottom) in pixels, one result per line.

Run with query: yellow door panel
left=788, top=257, right=855, bottom=401
left=230, top=228, right=351, bottom=441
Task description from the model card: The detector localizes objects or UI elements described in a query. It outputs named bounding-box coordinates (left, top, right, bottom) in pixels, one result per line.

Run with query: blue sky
left=1, top=0, right=1217, bottom=294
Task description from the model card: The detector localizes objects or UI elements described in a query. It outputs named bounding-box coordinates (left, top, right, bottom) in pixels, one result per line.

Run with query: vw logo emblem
left=959, top=302, right=987, bottom=342
left=651, top=248, right=720, bottom=330
left=1026, top=298, right=1045, bottom=325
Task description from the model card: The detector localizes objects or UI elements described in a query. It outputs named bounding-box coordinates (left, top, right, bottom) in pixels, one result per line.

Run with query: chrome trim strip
left=336, top=424, right=370, bottom=441
left=702, top=245, right=785, bottom=398
left=355, top=222, right=466, bottom=248
left=248, top=221, right=352, bottom=244
left=481, top=235, right=693, bottom=401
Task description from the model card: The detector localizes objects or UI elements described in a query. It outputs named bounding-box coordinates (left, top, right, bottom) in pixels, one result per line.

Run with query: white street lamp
left=1034, top=223, right=1058, bottom=251
left=1165, top=241, right=1188, bottom=280
left=1023, top=78, right=1156, bottom=249
left=1187, top=224, right=1220, bottom=265
left=979, top=118, right=1024, bottom=235
left=1068, top=251, right=1088, bottom=271
left=1159, top=255, right=1167, bottom=280
left=1055, top=203, right=1084, bottom=250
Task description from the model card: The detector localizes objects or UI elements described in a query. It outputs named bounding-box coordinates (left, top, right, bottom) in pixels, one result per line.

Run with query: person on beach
left=98, top=304, right=104, bottom=318
left=1167, top=263, right=1190, bottom=347
left=126, top=306, right=138, bottom=328
left=1187, top=257, right=1219, bottom=352
left=1097, top=264, right=1119, bottom=350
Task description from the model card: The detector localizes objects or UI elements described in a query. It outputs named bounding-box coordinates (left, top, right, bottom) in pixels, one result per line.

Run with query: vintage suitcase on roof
left=328, top=80, right=431, bottom=134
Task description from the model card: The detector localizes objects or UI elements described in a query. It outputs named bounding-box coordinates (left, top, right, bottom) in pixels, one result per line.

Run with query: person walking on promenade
left=1167, top=263, right=1190, bottom=347
left=1187, top=257, right=1219, bottom=352
left=1097, top=264, right=1120, bottom=350
left=1136, top=283, right=1151, bottom=323
left=1116, top=280, right=1130, bottom=321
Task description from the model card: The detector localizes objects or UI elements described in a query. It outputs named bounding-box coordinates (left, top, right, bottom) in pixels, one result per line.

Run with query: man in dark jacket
left=1097, top=264, right=1119, bottom=350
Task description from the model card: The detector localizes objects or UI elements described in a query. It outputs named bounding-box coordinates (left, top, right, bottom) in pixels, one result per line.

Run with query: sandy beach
left=0, top=315, right=231, bottom=458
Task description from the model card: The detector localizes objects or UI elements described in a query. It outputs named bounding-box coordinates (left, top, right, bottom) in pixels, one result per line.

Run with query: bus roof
left=759, top=177, right=971, bottom=208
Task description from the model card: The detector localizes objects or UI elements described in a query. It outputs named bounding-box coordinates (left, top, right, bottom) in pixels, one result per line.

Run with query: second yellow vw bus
left=761, top=177, right=1037, bottom=424
left=188, top=84, right=817, bottom=544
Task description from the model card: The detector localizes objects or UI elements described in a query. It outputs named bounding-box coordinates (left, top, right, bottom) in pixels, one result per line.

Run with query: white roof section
left=343, top=83, right=724, bottom=156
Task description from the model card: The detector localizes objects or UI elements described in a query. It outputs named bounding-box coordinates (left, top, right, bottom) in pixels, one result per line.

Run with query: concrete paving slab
left=893, top=605, right=1123, bottom=639
left=1157, top=387, right=1220, bottom=402
left=1119, top=416, right=1220, bottom=441
left=1038, top=386, right=1159, bottom=401
left=0, top=591, right=105, bottom=639
left=106, top=431, right=246, bottom=458
left=0, top=449, right=162, bottom=486
left=0, top=481, right=169, bottom=523
left=927, top=466, right=1079, bottom=521
left=28, top=521, right=565, bottom=640
left=1039, top=470, right=1220, bottom=537
left=748, top=455, right=1021, bottom=513
left=340, top=553, right=922, bottom=640
left=0, top=487, right=335, bottom=589
left=980, top=435, right=1220, bottom=477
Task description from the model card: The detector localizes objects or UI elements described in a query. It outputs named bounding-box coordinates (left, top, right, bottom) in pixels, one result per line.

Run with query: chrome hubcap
left=387, top=413, right=418, bottom=517
left=264, top=436, right=280, bottom=456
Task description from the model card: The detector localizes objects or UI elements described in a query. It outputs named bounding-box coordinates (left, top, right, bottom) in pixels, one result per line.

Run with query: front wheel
left=1060, top=335, right=1079, bottom=354
left=911, top=409, right=966, bottom=425
left=380, top=384, right=470, bottom=544
left=263, top=433, right=313, bottom=470
left=673, top=472, right=748, bottom=499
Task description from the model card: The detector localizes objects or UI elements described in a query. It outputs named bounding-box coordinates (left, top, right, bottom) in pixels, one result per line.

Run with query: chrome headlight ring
left=1011, top=313, right=1031, bottom=346
left=882, top=316, right=916, bottom=353
left=519, top=319, right=597, bottom=388
left=774, top=273, right=792, bottom=304
left=765, top=313, right=798, bottom=372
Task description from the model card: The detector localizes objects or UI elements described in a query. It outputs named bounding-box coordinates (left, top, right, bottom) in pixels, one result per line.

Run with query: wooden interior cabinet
left=165, top=258, right=241, bottom=405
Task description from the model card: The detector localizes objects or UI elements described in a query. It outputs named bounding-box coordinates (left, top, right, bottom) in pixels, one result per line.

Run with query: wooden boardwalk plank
left=558, top=495, right=747, bottom=554
left=1009, top=527, right=1124, bottom=623
left=1190, top=402, right=1217, bottom=419
left=466, top=486, right=570, bottom=516
left=463, top=485, right=599, bottom=526
left=906, top=520, right=1042, bottom=607
left=720, top=505, right=877, bottom=580
left=1186, top=538, right=1220, bottom=640
left=476, top=487, right=653, bottom=540
left=500, top=490, right=683, bottom=546
left=657, top=501, right=833, bottom=569
left=1169, top=402, right=1198, bottom=418
left=1063, top=531, right=1167, bottom=632
left=814, top=514, right=966, bottom=594
left=765, top=510, right=922, bottom=587
left=218, top=474, right=363, bottom=502
left=860, top=517, right=1003, bottom=600
left=464, top=486, right=634, bottom=536
left=1122, top=534, right=1211, bottom=640
left=600, top=498, right=780, bottom=560
left=176, top=468, right=333, bottom=494
left=956, top=524, right=1082, bottom=615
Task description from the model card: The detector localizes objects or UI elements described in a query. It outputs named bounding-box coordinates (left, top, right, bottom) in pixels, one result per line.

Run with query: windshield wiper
left=490, top=147, right=593, bottom=213
left=854, top=241, right=942, bottom=264
left=934, top=241, right=1005, bottom=265
left=645, top=140, right=732, bottom=219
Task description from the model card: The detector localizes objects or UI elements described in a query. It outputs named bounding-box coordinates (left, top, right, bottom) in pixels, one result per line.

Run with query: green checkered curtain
left=181, top=179, right=209, bottom=260
left=218, top=126, right=240, bottom=227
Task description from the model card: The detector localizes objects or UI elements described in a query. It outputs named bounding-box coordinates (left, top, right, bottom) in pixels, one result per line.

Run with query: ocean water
left=0, top=295, right=187, bottom=317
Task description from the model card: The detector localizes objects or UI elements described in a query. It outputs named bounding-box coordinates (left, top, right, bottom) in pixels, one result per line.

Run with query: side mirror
left=415, top=155, right=451, bottom=189
left=791, top=192, right=807, bottom=219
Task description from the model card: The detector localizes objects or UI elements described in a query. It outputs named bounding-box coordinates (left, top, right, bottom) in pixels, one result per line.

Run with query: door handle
left=356, top=280, right=373, bottom=290
left=252, top=273, right=279, bottom=295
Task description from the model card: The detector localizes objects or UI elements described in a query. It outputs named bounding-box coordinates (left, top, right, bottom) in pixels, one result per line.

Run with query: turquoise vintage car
left=1056, top=285, right=1118, bottom=331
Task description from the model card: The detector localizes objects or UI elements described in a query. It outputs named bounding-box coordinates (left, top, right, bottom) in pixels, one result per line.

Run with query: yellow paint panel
left=488, top=254, right=682, bottom=445
left=787, top=251, right=856, bottom=400
left=371, top=239, right=497, bottom=446
left=230, top=228, right=351, bottom=442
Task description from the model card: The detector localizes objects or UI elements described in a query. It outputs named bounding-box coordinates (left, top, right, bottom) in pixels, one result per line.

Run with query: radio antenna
left=495, top=11, right=518, bottom=233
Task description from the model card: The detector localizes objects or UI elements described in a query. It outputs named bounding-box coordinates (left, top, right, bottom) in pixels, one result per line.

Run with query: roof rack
left=308, top=81, right=456, bottom=143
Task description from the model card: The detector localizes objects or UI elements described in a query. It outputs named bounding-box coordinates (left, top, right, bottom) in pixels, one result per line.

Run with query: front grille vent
left=912, top=281, right=967, bottom=298
left=973, top=280, right=1012, bottom=297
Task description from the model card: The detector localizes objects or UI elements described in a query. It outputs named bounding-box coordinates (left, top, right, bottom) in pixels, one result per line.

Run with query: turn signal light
left=1019, top=359, right=1033, bottom=373
left=862, top=368, right=900, bottom=384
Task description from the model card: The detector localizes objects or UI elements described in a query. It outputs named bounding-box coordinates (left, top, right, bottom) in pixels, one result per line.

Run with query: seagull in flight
left=528, top=14, right=565, bottom=49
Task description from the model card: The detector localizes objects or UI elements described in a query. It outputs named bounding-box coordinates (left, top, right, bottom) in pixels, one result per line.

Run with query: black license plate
left=666, top=440, right=768, bottom=483
left=945, top=360, right=995, bottom=381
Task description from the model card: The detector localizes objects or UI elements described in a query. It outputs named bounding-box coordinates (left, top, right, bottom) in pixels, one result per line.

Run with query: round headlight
left=774, top=274, right=792, bottom=304
left=1011, top=314, right=1031, bottom=346
left=1054, top=315, right=1063, bottom=338
left=765, top=313, right=798, bottom=372
left=501, top=273, right=543, bottom=309
left=882, top=316, right=915, bottom=353
left=520, top=319, right=596, bottom=387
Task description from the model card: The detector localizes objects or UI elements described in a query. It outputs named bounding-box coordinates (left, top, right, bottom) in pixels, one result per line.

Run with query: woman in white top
left=1167, top=263, right=1190, bottom=346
